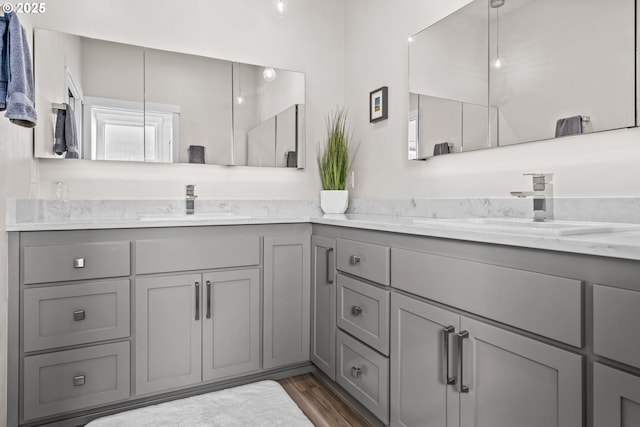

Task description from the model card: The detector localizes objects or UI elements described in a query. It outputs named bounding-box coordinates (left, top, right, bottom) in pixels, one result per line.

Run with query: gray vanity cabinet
left=10, top=225, right=312, bottom=426
left=458, top=317, right=583, bottom=427
left=136, top=269, right=261, bottom=395
left=390, top=292, right=460, bottom=427
left=263, top=235, right=311, bottom=369
left=135, top=274, right=202, bottom=395
left=202, top=269, right=260, bottom=382
left=391, top=292, right=583, bottom=427
left=310, top=235, right=336, bottom=380
left=593, top=363, right=640, bottom=427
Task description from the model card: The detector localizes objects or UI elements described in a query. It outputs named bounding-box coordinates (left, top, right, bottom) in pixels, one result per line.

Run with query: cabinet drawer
left=23, top=342, right=130, bottom=421
left=23, top=241, right=130, bottom=285
left=24, top=280, right=130, bottom=352
left=337, top=239, right=390, bottom=285
left=337, top=274, right=390, bottom=355
left=593, top=285, right=640, bottom=368
left=392, top=248, right=583, bottom=347
left=136, top=235, right=259, bottom=274
left=336, top=330, right=389, bottom=424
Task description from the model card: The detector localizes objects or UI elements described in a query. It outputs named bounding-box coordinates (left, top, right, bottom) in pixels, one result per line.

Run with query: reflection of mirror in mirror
left=408, top=0, right=637, bottom=159
left=33, top=29, right=306, bottom=168
left=233, top=63, right=305, bottom=167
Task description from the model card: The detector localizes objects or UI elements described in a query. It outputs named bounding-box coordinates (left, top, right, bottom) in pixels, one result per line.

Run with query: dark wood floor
left=279, top=374, right=372, bottom=427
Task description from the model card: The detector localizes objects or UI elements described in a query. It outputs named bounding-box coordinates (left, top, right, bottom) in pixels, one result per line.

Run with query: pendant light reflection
left=490, top=0, right=506, bottom=71
left=263, top=67, right=277, bottom=82
left=271, top=0, right=289, bottom=18
left=236, top=64, right=244, bottom=105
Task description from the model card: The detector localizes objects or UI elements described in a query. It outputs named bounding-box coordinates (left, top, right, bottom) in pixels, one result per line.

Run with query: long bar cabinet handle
left=326, top=248, right=334, bottom=284
left=195, top=282, right=200, bottom=321
left=457, top=330, right=469, bottom=393
left=443, top=325, right=456, bottom=385
left=206, top=280, right=212, bottom=319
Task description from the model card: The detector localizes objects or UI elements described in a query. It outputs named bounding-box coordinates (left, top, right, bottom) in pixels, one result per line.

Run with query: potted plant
left=317, top=108, right=357, bottom=214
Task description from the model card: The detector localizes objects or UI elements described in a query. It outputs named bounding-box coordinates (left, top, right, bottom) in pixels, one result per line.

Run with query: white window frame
left=83, top=96, right=180, bottom=163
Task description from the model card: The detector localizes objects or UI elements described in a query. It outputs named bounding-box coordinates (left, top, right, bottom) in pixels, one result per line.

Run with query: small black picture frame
left=369, top=86, right=388, bottom=123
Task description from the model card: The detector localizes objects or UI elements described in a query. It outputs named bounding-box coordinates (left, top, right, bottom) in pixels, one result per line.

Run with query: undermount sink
left=139, top=213, right=252, bottom=222
left=411, top=217, right=637, bottom=236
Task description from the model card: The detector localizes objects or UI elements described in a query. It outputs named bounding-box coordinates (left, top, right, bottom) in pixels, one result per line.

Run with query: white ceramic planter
left=320, top=190, right=349, bottom=214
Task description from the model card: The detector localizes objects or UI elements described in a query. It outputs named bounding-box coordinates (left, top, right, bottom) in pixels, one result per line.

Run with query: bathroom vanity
left=7, top=222, right=310, bottom=426
left=310, top=218, right=640, bottom=427
left=7, top=212, right=640, bottom=427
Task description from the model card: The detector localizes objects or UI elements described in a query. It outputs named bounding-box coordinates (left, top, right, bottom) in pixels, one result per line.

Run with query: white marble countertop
left=313, top=214, right=640, bottom=261
left=7, top=213, right=640, bottom=261
left=5, top=215, right=312, bottom=231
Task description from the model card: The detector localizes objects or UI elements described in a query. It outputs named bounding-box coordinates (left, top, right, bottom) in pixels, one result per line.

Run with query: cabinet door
left=310, top=236, right=336, bottom=380
left=202, top=269, right=260, bottom=382
left=594, top=363, right=640, bottom=427
left=390, top=293, right=460, bottom=427
left=459, top=317, right=582, bottom=427
left=135, top=274, right=202, bottom=395
left=263, top=235, right=310, bottom=369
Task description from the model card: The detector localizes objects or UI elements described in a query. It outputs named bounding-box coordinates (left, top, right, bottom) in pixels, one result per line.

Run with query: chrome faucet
left=510, top=173, right=553, bottom=222
left=186, top=184, right=197, bottom=215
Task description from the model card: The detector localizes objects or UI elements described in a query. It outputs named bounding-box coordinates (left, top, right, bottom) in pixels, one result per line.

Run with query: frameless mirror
left=33, top=29, right=306, bottom=168
left=408, top=0, right=637, bottom=159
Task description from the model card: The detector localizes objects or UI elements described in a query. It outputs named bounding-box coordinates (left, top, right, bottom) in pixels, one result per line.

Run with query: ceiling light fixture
left=271, top=0, right=289, bottom=18
left=263, top=67, right=277, bottom=82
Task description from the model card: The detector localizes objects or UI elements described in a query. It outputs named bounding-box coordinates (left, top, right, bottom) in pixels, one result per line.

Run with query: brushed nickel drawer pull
left=73, top=310, right=86, bottom=321
left=349, top=255, right=361, bottom=265
left=73, top=258, right=85, bottom=268
left=351, top=366, right=362, bottom=378
left=73, top=375, right=86, bottom=387
left=351, top=305, right=363, bottom=316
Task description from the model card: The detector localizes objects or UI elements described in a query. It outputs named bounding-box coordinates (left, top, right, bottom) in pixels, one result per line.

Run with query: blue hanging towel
left=0, top=14, right=9, bottom=111
left=53, top=104, right=79, bottom=158
left=4, top=12, right=37, bottom=127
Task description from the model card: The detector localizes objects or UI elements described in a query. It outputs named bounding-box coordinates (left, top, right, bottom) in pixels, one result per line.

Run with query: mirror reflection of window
left=84, top=97, right=178, bottom=163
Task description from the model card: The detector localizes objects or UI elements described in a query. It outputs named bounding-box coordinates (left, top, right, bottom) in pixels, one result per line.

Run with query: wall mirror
left=33, top=29, right=306, bottom=168
left=408, top=0, right=637, bottom=160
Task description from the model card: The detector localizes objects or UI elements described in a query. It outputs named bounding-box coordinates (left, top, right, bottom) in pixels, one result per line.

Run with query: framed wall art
left=369, top=86, right=388, bottom=123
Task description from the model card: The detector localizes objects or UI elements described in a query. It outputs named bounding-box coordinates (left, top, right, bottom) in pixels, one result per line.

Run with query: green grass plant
left=318, top=108, right=357, bottom=190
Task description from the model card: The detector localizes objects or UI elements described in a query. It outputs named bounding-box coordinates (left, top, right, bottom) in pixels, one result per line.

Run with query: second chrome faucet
left=511, top=173, right=553, bottom=222
left=186, top=184, right=197, bottom=215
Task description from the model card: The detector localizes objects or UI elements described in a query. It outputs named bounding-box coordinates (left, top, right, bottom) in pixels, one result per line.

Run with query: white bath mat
left=86, top=380, right=314, bottom=427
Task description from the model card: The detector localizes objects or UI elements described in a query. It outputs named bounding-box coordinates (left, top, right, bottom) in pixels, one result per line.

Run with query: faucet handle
left=524, top=173, right=553, bottom=190
left=523, top=172, right=552, bottom=180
